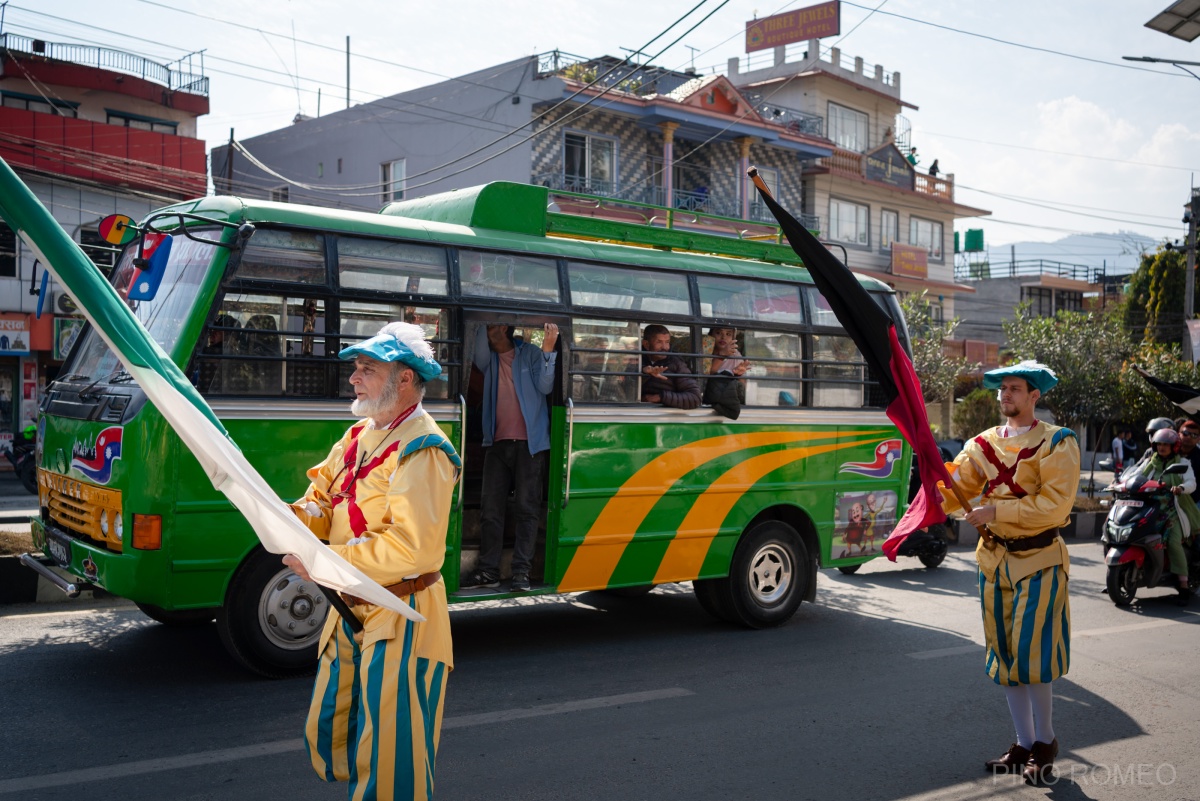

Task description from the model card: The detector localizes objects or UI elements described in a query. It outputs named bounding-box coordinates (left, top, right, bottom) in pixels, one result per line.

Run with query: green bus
left=27, top=182, right=916, bottom=676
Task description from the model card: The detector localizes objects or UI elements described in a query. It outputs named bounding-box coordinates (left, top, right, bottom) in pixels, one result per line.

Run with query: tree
left=1119, top=341, right=1200, bottom=424
left=1121, top=246, right=1193, bottom=343
left=953, top=388, right=1000, bottom=440
left=900, top=291, right=978, bottom=403
left=1002, top=304, right=1133, bottom=434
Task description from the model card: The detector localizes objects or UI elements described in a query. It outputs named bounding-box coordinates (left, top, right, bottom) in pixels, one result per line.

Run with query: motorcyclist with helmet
left=1139, top=427, right=1197, bottom=606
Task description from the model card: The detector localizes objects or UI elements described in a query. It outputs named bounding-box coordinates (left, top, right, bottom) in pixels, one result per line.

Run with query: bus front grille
left=37, top=469, right=124, bottom=552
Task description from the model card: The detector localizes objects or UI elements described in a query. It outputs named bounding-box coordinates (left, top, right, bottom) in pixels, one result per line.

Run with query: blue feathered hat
left=338, top=322, right=442, bottom=382
left=982, top=360, right=1058, bottom=394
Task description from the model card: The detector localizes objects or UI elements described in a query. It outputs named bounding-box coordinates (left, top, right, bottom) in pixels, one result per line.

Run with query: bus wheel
left=217, top=548, right=328, bottom=678
left=693, top=578, right=735, bottom=622
left=136, top=603, right=216, bottom=626
left=727, top=521, right=808, bottom=629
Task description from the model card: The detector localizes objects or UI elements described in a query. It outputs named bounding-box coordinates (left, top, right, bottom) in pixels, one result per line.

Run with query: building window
left=381, top=159, right=405, bottom=203
left=106, top=110, right=177, bottom=134
left=317, top=162, right=324, bottom=178
left=747, top=166, right=779, bottom=223
left=828, top=102, right=869, bottom=152
left=1022, top=287, right=1053, bottom=318
left=79, top=229, right=118, bottom=275
left=909, top=217, right=943, bottom=259
left=880, top=209, right=899, bottom=250
left=270, top=186, right=290, bottom=203
left=337, top=158, right=343, bottom=174
left=564, top=132, right=615, bottom=195
left=1, top=91, right=78, bottom=117
left=1056, top=290, right=1082, bottom=313
left=829, top=198, right=869, bottom=247
left=0, top=222, right=16, bottom=278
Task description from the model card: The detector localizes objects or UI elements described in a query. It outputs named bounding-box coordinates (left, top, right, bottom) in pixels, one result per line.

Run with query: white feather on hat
left=378, top=321, right=435, bottom=363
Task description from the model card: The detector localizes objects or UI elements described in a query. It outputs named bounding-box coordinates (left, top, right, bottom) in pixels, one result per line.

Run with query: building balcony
left=954, top=259, right=1108, bottom=284
left=818, top=146, right=954, bottom=201
left=1, top=33, right=208, bottom=96
left=0, top=107, right=207, bottom=198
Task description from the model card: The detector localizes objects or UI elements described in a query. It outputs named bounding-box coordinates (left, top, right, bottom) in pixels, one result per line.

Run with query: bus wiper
left=78, top=369, right=126, bottom=399
left=110, top=370, right=135, bottom=384
left=57, top=373, right=90, bottom=382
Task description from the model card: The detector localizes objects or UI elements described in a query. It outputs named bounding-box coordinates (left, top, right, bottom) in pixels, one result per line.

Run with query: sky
left=10, top=0, right=1200, bottom=260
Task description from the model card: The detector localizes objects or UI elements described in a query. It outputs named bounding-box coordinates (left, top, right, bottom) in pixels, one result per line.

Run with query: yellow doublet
left=940, top=422, right=1079, bottom=583
left=294, top=408, right=458, bottom=800
left=292, top=409, right=455, bottom=668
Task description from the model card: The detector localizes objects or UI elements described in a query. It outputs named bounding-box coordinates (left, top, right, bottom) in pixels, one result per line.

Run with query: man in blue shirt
left=462, top=323, right=558, bottom=592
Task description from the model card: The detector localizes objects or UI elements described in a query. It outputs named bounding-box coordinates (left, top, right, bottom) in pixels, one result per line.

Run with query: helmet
left=1146, top=417, right=1175, bottom=435
left=1151, top=428, right=1179, bottom=445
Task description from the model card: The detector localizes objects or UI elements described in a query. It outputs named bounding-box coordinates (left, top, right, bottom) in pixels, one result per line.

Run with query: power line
left=920, top=130, right=1200, bottom=174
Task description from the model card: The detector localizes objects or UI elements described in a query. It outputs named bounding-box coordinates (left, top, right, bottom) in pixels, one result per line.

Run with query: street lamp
left=1122, top=55, right=1200, bottom=81
left=1141, top=1, right=1200, bottom=42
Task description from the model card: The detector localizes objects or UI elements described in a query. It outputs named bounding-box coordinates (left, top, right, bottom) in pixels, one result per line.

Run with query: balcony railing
left=954, top=259, right=1109, bottom=284
left=0, top=33, right=208, bottom=96
left=819, top=146, right=954, bottom=201
left=740, top=91, right=824, bottom=137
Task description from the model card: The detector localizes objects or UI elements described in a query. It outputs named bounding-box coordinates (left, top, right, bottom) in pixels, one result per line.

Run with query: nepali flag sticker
left=839, top=439, right=902, bottom=479
left=70, top=426, right=124, bottom=485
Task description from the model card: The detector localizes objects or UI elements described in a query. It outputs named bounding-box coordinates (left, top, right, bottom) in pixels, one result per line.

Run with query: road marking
left=907, top=616, right=1194, bottom=659
left=0, top=688, right=694, bottom=794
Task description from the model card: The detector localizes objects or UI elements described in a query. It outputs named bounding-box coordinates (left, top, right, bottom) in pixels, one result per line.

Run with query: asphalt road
left=1, top=541, right=1197, bottom=801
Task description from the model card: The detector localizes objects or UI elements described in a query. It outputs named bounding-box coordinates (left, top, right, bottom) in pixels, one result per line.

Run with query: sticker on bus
left=70, top=426, right=124, bottom=484
left=838, top=438, right=903, bottom=478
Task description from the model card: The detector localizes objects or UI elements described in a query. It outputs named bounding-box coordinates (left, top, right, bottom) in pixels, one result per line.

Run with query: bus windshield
left=61, top=234, right=218, bottom=384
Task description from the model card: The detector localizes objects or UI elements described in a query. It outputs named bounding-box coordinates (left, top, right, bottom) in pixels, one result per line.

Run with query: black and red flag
left=747, top=168, right=953, bottom=560
left=1132, top=365, right=1200, bottom=415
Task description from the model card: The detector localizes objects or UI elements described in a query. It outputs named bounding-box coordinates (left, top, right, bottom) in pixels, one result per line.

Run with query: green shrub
left=953, top=387, right=1001, bottom=440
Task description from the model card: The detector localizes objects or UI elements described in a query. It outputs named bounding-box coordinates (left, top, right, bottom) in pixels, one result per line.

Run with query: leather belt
left=996, top=527, right=1060, bottom=552
left=341, top=572, right=442, bottom=608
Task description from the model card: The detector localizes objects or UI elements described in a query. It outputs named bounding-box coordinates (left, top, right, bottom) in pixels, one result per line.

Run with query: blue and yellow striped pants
left=979, top=563, right=1070, bottom=686
left=305, top=615, right=448, bottom=801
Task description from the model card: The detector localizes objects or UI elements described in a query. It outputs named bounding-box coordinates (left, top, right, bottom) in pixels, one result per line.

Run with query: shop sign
left=0, top=313, right=30, bottom=356
left=54, top=317, right=85, bottom=361
left=891, top=244, right=929, bottom=279
left=864, top=144, right=914, bottom=190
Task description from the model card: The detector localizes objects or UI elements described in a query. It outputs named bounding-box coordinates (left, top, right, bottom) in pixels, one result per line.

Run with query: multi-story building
left=218, top=42, right=988, bottom=319
left=0, top=32, right=208, bottom=445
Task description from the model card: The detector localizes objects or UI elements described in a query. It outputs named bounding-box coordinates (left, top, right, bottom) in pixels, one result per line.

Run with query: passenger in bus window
left=704, top=326, right=749, bottom=418
left=462, top=322, right=559, bottom=592
left=640, top=324, right=701, bottom=409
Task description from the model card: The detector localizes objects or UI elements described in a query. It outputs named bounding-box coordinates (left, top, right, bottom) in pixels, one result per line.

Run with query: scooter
left=5, top=426, right=37, bottom=495
left=1100, top=461, right=1200, bottom=606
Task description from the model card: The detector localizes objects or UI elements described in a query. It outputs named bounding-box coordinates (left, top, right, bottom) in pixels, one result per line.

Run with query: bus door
left=458, top=312, right=569, bottom=593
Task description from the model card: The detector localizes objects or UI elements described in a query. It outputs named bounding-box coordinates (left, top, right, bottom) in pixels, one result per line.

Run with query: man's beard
left=351, top=374, right=400, bottom=420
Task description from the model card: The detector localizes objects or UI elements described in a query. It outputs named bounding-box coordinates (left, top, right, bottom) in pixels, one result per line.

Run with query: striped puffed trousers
left=979, top=563, right=1070, bottom=686
left=305, top=615, right=448, bottom=801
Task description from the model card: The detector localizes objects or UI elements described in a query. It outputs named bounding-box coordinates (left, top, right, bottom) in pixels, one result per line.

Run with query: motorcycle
left=1100, top=461, right=1200, bottom=606
left=5, top=424, right=37, bottom=495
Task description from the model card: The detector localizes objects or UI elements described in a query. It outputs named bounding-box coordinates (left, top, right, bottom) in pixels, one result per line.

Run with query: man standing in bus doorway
left=461, top=322, right=559, bottom=592
left=937, top=361, right=1078, bottom=787
left=282, top=322, right=460, bottom=801
left=641, top=324, right=701, bottom=409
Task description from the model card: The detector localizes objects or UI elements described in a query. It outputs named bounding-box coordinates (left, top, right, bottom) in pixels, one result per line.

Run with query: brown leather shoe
left=984, top=743, right=1031, bottom=773
left=1022, top=739, right=1059, bottom=785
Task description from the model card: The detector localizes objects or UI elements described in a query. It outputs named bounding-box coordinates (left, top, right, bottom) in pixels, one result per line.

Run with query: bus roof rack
left=379, top=182, right=815, bottom=266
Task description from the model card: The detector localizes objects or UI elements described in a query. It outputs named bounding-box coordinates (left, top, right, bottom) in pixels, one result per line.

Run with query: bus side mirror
left=128, top=234, right=173, bottom=301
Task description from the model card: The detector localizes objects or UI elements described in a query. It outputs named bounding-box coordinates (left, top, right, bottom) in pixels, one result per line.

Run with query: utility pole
left=225, top=127, right=234, bottom=195
left=346, top=36, right=351, bottom=109
left=1186, top=188, right=1199, bottom=361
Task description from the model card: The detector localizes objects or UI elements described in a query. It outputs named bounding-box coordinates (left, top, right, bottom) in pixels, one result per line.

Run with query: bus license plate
left=45, top=529, right=73, bottom=568
left=1114, top=499, right=1143, bottom=509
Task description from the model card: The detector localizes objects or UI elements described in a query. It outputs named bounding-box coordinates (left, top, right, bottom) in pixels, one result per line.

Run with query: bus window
left=459, top=250, right=560, bottom=303
left=234, top=229, right=327, bottom=284
left=701, top=328, right=803, bottom=407
left=803, top=286, right=842, bottom=329
left=339, top=301, right=454, bottom=400
left=337, top=238, right=448, bottom=296
left=567, top=262, right=690, bottom=315
left=809, top=333, right=865, bottom=408
left=197, top=294, right=309, bottom=396
left=570, top=319, right=641, bottom=403
left=695, top=275, right=802, bottom=325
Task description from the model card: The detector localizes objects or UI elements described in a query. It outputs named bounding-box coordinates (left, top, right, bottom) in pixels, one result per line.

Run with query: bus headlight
left=114, top=514, right=123, bottom=542
left=99, top=509, right=109, bottom=536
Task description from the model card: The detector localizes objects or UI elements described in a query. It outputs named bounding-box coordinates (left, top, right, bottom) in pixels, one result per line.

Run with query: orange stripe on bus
left=558, top=429, right=891, bottom=591
left=653, top=440, right=863, bottom=583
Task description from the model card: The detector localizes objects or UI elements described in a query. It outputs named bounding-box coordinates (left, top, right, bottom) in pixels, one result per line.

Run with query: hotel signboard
left=745, top=1, right=840, bottom=53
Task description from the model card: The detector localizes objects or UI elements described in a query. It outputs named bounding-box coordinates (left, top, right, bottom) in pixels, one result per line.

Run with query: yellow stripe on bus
left=558, top=429, right=892, bottom=591
left=653, top=439, right=864, bottom=583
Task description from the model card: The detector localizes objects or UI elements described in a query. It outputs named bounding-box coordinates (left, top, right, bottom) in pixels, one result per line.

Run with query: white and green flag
left=0, top=157, right=421, bottom=621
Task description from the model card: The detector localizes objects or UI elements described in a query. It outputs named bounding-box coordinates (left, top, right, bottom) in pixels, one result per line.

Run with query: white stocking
left=1030, top=682, right=1055, bottom=744
left=1003, top=684, right=1035, bottom=749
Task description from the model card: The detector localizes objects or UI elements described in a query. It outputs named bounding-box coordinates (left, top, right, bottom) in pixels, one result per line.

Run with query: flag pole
left=745, top=167, right=991, bottom=543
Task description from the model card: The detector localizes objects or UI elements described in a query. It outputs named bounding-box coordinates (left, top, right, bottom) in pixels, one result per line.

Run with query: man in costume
left=283, top=321, right=460, bottom=801
left=938, top=361, right=1078, bottom=786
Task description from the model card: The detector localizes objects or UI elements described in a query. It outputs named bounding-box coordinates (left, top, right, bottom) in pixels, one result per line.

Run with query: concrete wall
left=213, top=56, right=562, bottom=209
left=953, top=278, right=1023, bottom=344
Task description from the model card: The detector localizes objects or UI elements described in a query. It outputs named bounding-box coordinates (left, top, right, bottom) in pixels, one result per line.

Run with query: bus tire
left=136, top=602, right=217, bottom=626
left=692, top=577, right=735, bottom=622
left=217, top=547, right=328, bottom=678
left=727, top=521, right=808, bottom=629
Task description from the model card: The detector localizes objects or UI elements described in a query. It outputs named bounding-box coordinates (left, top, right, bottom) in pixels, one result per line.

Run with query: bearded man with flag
left=940, top=361, right=1078, bottom=786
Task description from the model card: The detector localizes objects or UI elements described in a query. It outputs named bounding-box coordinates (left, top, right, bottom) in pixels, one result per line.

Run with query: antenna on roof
left=685, top=45, right=699, bottom=74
